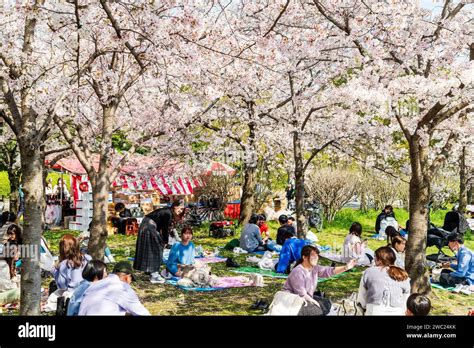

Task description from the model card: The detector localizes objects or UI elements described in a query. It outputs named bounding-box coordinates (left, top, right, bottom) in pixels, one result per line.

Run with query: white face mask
left=310, top=257, right=318, bottom=266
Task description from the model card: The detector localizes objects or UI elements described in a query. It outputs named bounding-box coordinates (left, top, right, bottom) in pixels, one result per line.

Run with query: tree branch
left=53, top=114, right=94, bottom=175
left=331, top=142, right=409, bottom=183
left=99, top=0, right=146, bottom=70
left=303, top=139, right=336, bottom=172
left=0, top=77, right=23, bottom=133
left=0, top=53, right=21, bottom=79
left=43, top=146, right=72, bottom=156
left=428, top=131, right=458, bottom=177
left=263, top=0, right=290, bottom=37
left=0, top=109, right=18, bottom=137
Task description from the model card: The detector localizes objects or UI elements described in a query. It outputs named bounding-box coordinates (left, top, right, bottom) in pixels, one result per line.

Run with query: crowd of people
left=1, top=197, right=473, bottom=317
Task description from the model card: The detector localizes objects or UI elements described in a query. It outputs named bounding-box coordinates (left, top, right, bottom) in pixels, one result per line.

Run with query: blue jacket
left=67, top=280, right=91, bottom=316
left=166, top=242, right=195, bottom=275
left=450, top=245, right=474, bottom=285
left=276, top=238, right=312, bottom=274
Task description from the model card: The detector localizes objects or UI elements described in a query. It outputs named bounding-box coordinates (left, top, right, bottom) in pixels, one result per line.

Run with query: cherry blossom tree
left=175, top=1, right=367, bottom=235
left=50, top=1, right=217, bottom=258
left=0, top=0, right=74, bottom=314
left=311, top=0, right=473, bottom=292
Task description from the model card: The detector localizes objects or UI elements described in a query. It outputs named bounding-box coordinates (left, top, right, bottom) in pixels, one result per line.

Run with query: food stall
left=46, top=156, right=206, bottom=233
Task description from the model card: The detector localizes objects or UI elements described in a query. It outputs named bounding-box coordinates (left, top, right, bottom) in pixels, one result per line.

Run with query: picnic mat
left=430, top=282, right=455, bottom=291
left=320, top=253, right=371, bottom=267
left=166, top=276, right=254, bottom=291
left=232, top=267, right=356, bottom=281
left=195, top=256, right=226, bottom=263
left=232, top=267, right=288, bottom=279
left=127, top=256, right=226, bottom=264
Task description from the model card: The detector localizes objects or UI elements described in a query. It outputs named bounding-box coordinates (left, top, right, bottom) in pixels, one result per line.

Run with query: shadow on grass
left=37, top=207, right=473, bottom=316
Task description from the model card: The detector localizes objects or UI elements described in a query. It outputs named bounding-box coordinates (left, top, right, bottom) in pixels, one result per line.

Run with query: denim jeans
left=266, top=241, right=282, bottom=252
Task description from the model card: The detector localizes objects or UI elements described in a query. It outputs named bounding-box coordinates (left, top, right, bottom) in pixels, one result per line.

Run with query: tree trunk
left=405, top=141, right=431, bottom=294
left=360, top=191, right=367, bottom=212
left=238, top=162, right=256, bottom=225
left=88, top=104, right=116, bottom=260
left=293, top=131, right=306, bottom=238
left=19, top=145, right=44, bottom=315
left=88, top=173, right=109, bottom=260
left=468, top=184, right=474, bottom=205
left=238, top=119, right=257, bottom=226
left=459, top=146, right=468, bottom=212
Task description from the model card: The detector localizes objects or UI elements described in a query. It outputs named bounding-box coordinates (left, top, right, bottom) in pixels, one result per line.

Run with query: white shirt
left=78, top=274, right=150, bottom=316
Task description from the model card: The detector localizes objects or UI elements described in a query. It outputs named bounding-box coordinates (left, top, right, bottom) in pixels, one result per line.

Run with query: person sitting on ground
left=4, top=224, right=22, bottom=279
left=112, top=203, right=132, bottom=235
left=0, top=212, right=17, bottom=244
left=166, top=226, right=196, bottom=277
left=276, top=215, right=295, bottom=245
left=357, top=246, right=411, bottom=315
left=275, top=230, right=312, bottom=274
left=78, top=261, right=150, bottom=316
left=375, top=205, right=396, bottom=234
left=440, top=233, right=474, bottom=287
left=283, top=245, right=356, bottom=316
left=342, top=222, right=374, bottom=266
left=240, top=214, right=268, bottom=252
left=52, top=234, right=92, bottom=291
left=257, top=215, right=270, bottom=241
left=45, top=234, right=92, bottom=312
left=406, top=293, right=431, bottom=316
left=67, top=260, right=107, bottom=316
left=0, top=223, right=22, bottom=304
left=390, top=235, right=406, bottom=269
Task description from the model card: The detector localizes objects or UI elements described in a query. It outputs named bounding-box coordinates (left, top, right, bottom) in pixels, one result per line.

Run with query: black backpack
left=56, top=296, right=70, bottom=316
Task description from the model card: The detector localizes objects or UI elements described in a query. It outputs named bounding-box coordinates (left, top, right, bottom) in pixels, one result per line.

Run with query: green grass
left=0, top=171, right=10, bottom=197
left=28, top=208, right=474, bottom=316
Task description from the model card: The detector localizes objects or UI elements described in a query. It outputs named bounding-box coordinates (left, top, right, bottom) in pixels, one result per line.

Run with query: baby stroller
left=442, top=210, right=470, bottom=235
left=426, top=210, right=468, bottom=264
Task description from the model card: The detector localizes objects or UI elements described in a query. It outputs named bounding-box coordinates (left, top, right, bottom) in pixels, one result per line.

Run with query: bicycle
left=289, top=200, right=323, bottom=232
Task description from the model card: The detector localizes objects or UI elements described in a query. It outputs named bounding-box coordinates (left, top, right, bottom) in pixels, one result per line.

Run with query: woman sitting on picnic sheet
left=275, top=230, right=312, bottom=274
left=166, top=225, right=196, bottom=277
left=0, top=224, right=22, bottom=304
left=4, top=224, right=22, bottom=279
left=390, top=235, right=406, bottom=269
left=134, top=200, right=185, bottom=284
left=45, top=234, right=92, bottom=312
left=320, top=222, right=374, bottom=266
left=240, top=214, right=271, bottom=252
left=357, top=246, right=411, bottom=315
left=67, top=260, right=107, bottom=316
left=283, top=245, right=356, bottom=316
left=440, top=233, right=474, bottom=287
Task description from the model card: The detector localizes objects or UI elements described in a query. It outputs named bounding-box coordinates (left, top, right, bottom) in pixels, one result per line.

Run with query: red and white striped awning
left=111, top=175, right=205, bottom=195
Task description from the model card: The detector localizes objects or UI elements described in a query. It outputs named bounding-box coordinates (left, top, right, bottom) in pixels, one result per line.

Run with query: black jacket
left=147, top=208, right=173, bottom=244
left=375, top=211, right=395, bottom=233
left=276, top=225, right=296, bottom=245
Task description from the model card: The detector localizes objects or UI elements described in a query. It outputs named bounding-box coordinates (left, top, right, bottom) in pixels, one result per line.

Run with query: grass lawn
left=37, top=208, right=474, bottom=316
